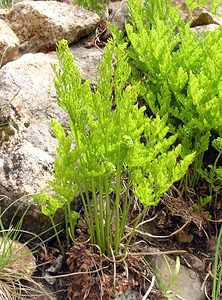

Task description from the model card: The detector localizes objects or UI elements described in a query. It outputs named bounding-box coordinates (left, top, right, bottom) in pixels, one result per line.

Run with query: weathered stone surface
left=0, top=43, right=102, bottom=198
left=0, top=45, right=102, bottom=120
left=110, top=0, right=128, bottom=31
left=0, top=8, right=8, bottom=20
left=0, top=52, right=63, bottom=121
left=115, top=290, right=139, bottom=300
left=150, top=253, right=205, bottom=300
left=0, top=235, right=36, bottom=276
left=191, top=24, right=219, bottom=34
left=0, top=109, right=62, bottom=239
left=0, top=53, right=64, bottom=237
left=0, top=191, right=64, bottom=240
left=0, top=41, right=102, bottom=238
left=0, top=132, right=54, bottom=197
left=103, top=0, right=128, bottom=40
left=191, top=10, right=222, bottom=27
left=6, top=1, right=100, bottom=52
left=0, top=52, right=64, bottom=203
left=70, top=40, right=103, bottom=85
left=187, top=253, right=206, bottom=272
left=0, top=19, right=19, bottom=66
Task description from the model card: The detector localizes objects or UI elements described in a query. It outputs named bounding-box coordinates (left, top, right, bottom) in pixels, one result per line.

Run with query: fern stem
left=114, top=151, right=122, bottom=254
left=124, top=206, right=147, bottom=252
left=99, top=176, right=105, bottom=252
left=119, top=177, right=133, bottom=245
left=91, top=177, right=101, bottom=248
left=50, top=216, right=63, bottom=254
left=80, top=190, right=95, bottom=245
left=104, top=176, right=111, bottom=256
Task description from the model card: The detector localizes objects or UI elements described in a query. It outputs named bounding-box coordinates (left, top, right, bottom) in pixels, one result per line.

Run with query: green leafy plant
left=198, top=137, right=222, bottom=206
left=212, top=225, right=222, bottom=300
left=185, top=0, right=222, bottom=14
left=0, top=196, right=49, bottom=299
left=0, top=0, right=12, bottom=9
left=125, top=0, right=222, bottom=189
left=33, top=193, right=69, bottom=252
left=44, top=39, right=194, bottom=256
left=74, top=0, right=109, bottom=16
left=155, top=256, right=181, bottom=300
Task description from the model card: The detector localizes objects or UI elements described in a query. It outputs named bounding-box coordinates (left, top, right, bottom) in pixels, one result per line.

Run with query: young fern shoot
left=48, top=39, right=194, bottom=256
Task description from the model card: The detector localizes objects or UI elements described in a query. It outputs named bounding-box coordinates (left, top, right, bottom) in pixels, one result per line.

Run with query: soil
left=32, top=184, right=221, bottom=299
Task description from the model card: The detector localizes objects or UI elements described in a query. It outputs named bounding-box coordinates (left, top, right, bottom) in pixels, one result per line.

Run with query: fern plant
left=185, top=0, right=222, bottom=14
left=198, top=137, right=222, bottom=205
left=42, top=39, right=194, bottom=256
left=0, top=0, right=12, bottom=9
left=125, top=0, right=222, bottom=188
left=74, top=0, right=109, bottom=16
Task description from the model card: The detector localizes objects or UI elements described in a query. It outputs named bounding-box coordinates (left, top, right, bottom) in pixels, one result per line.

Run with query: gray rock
left=70, top=40, right=104, bottom=85
left=0, top=19, right=19, bottom=66
left=6, top=1, right=100, bottom=52
left=0, top=106, right=56, bottom=206
left=0, top=9, right=8, bottom=20
left=103, top=0, right=128, bottom=40
left=0, top=116, right=64, bottom=239
left=191, top=10, right=222, bottom=27
left=110, top=0, right=128, bottom=31
left=115, top=290, right=139, bottom=300
left=0, top=52, right=62, bottom=200
left=187, top=253, right=206, bottom=272
left=0, top=41, right=102, bottom=238
left=0, top=46, right=102, bottom=120
left=153, top=254, right=205, bottom=300
left=191, top=24, right=219, bottom=34
left=0, top=52, right=66, bottom=122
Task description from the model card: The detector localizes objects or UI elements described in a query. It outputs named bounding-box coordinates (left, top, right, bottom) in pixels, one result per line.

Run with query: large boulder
left=0, top=45, right=103, bottom=198
left=0, top=52, right=66, bottom=238
left=0, top=52, right=64, bottom=122
left=6, top=1, right=100, bottom=52
left=0, top=19, right=19, bottom=66
left=0, top=42, right=102, bottom=237
left=0, top=51, right=66, bottom=199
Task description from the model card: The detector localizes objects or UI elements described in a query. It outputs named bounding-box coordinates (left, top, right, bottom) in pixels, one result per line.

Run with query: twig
left=208, top=218, right=222, bottom=223
left=126, top=221, right=189, bottom=240
left=102, top=249, right=186, bottom=263
left=126, top=250, right=186, bottom=257
left=167, top=291, right=186, bottom=300
left=110, top=247, right=116, bottom=292
left=123, top=259, right=129, bottom=280
left=32, top=266, right=109, bottom=279
left=142, top=275, right=155, bottom=300
left=205, top=285, right=211, bottom=300
left=135, top=214, right=158, bottom=228
left=201, top=271, right=210, bottom=292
